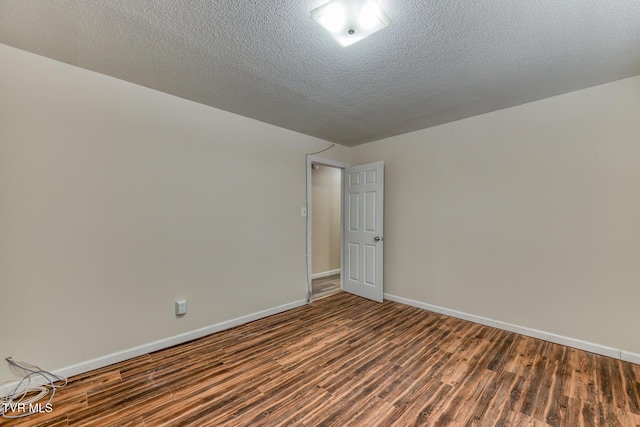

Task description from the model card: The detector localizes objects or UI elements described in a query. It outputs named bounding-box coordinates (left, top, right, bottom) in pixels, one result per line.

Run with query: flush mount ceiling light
left=310, top=0, right=391, bottom=47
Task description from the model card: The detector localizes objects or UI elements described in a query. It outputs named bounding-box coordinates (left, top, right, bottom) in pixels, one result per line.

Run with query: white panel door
left=343, top=161, right=384, bottom=302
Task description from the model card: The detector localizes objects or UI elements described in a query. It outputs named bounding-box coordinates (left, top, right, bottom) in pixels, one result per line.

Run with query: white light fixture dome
left=311, top=0, right=391, bottom=47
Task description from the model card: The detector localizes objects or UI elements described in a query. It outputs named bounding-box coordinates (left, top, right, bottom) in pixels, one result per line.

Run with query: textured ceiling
left=1, top=1, right=640, bottom=146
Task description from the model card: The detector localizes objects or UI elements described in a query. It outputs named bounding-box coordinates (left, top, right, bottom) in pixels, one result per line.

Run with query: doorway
left=310, top=163, right=342, bottom=299
left=306, top=156, right=384, bottom=303
left=306, top=156, right=348, bottom=302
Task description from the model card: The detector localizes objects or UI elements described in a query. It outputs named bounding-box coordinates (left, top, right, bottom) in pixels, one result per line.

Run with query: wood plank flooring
left=311, top=274, right=341, bottom=299
left=3, top=292, right=640, bottom=426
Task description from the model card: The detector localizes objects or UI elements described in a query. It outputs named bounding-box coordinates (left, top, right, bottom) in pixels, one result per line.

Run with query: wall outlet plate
left=175, top=299, right=187, bottom=316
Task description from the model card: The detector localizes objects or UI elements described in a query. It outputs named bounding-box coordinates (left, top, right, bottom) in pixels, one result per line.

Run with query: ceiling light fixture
left=310, top=0, right=391, bottom=47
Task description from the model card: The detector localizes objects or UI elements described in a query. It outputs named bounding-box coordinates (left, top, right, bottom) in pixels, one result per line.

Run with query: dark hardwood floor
left=311, top=273, right=340, bottom=299
left=3, top=292, right=640, bottom=426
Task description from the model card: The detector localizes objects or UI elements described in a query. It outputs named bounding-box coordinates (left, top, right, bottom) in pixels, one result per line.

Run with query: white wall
left=0, top=43, right=349, bottom=385
left=2, top=41, right=639, bottom=387
left=311, top=166, right=341, bottom=275
left=352, top=75, right=640, bottom=357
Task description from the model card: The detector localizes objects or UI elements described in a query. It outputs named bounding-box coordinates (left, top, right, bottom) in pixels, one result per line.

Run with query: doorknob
left=374, top=236, right=383, bottom=242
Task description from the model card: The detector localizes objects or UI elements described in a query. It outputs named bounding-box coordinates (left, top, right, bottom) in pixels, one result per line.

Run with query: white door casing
left=343, top=161, right=384, bottom=302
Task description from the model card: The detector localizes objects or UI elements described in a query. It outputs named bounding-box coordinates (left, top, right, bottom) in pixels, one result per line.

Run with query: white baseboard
left=622, top=351, right=640, bottom=365
left=0, top=299, right=306, bottom=398
left=384, top=293, right=640, bottom=363
left=311, top=269, right=340, bottom=279
left=4, top=294, right=638, bottom=398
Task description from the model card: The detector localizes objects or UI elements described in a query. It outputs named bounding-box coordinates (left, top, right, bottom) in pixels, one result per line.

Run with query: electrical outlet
left=175, top=299, right=187, bottom=316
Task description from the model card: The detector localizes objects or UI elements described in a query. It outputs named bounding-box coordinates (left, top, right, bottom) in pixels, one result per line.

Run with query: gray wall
left=352, top=75, right=640, bottom=357
left=0, top=44, right=349, bottom=384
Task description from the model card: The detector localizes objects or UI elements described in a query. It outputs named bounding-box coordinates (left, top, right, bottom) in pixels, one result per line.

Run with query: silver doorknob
left=374, top=236, right=383, bottom=242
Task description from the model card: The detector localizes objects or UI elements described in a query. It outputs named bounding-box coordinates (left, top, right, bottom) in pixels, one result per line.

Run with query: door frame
left=306, top=155, right=350, bottom=302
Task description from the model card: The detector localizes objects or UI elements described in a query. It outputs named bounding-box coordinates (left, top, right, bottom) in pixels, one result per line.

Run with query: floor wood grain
left=3, top=292, right=639, bottom=426
left=311, top=273, right=340, bottom=299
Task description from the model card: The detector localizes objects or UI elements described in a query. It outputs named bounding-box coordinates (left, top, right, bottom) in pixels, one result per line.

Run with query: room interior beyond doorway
left=310, top=163, right=342, bottom=300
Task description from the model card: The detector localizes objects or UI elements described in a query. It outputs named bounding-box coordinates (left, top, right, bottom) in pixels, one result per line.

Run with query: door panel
left=348, top=193, right=359, bottom=231
left=343, top=161, right=384, bottom=302
left=348, top=243, right=359, bottom=281
left=364, top=191, right=376, bottom=231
